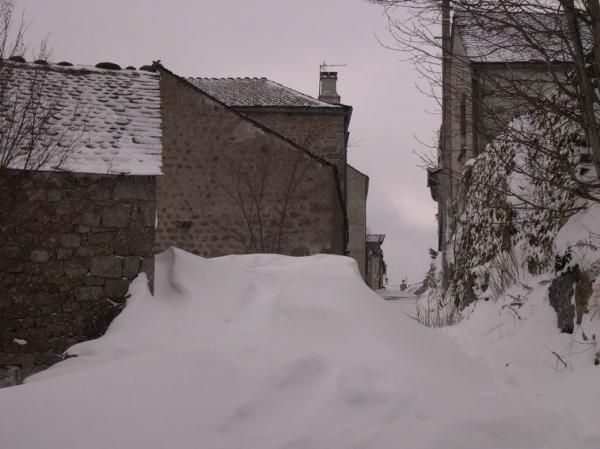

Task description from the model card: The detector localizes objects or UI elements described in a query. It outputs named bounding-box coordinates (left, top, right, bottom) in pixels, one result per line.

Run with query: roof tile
left=188, top=77, right=340, bottom=108
left=0, top=61, right=162, bottom=175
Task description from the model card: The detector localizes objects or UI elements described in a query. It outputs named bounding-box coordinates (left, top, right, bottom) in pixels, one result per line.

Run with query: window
left=460, top=94, right=467, bottom=141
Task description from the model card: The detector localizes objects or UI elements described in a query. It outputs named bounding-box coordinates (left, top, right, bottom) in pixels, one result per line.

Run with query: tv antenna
left=320, top=60, right=347, bottom=72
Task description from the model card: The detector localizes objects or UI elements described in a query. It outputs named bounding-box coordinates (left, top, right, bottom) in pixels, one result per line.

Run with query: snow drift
left=1, top=249, right=598, bottom=449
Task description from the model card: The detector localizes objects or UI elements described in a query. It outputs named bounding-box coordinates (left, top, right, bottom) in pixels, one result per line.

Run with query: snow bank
left=446, top=276, right=600, bottom=436
left=555, top=201, right=600, bottom=270
left=1, top=249, right=598, bottom=449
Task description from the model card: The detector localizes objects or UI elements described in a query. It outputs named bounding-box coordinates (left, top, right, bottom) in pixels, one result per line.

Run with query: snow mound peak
left=1, top=249, right=598, bottom=449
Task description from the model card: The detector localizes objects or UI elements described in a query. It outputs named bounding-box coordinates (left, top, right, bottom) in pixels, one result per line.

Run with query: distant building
left=429, top=12, right=571, bottom=276
left=347, top=165, right=369, bottom=279
left=155, top=66, right=346, bottom=257
left=188, top=72, right=369, bottom=272
left=366, top=234, right=387, bottom=290
left=188, top=72, right=352, bottom=197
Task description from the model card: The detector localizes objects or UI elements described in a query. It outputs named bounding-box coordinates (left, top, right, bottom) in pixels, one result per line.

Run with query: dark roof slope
left=0, top=61, right=162, bottom=175
left=187, top=77, right=341, bottom=108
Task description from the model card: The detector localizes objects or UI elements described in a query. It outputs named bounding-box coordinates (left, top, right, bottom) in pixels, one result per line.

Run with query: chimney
left=318, top=71, right=340, bottom=104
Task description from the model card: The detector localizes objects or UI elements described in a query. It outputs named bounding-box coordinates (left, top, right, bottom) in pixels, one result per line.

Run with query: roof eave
left=470, top=59, right=573, bottom=67
left=233, top=104, right=351, bottom=114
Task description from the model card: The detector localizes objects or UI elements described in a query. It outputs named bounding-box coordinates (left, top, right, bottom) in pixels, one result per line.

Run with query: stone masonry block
left=77, top=247, right=95, bottom=258
left=61, top=234, right=81, bottom=248
left=87, top=232, right=112, bottom=246
left=74, top=286, right=104, bottom=302
left=103, top=278, right=130, bottom=299
left=0, top=366, right=21, bottom=388
left=80, top=210, right=101, bottom=227
left=122, top=257, right=141, bottom=278
left=113, top=180, right=154, bottom=201
left=64, top=263, right=89, bottom=278
left=30, top=250, right=49, bottom=263
left=47, top=190, right=61, bottom=202
left=90, top=256, right=123, bottom=278
left=56, top=249, right=72, bottom=260
left=102, top=205, right=131, bottom=228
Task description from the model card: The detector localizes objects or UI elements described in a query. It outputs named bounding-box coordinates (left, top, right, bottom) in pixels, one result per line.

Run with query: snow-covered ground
left=1, top=249, right=599, bottom=449
left=445, top=276, right=600, bottom=438
left=376, top=286, right=419, bottom=317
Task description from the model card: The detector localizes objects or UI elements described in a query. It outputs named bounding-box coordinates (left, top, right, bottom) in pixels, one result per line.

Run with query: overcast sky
left=19, top=0, right=438, bottom=285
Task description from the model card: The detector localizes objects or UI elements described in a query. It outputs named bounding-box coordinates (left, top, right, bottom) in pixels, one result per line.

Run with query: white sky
left=19, top=0, right=438, bottom=285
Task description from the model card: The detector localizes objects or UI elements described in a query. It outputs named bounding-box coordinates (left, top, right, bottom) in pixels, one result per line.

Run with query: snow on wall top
left=0, top=61, right=162, bottom=175
left=454, top=12, right=572, bottom=64
left=187, top=77, right=341, bottom=108
left=366, top=234, right=385, bottom=244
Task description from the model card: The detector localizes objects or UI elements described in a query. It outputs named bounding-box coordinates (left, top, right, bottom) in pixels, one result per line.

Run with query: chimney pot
left=319, top=71, right=340, bottom=104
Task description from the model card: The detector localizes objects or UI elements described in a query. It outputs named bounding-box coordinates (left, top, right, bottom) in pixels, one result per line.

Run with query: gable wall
left=240, top=109, right=361, bottom=265
left=157, top=70, right=344, bottom=257
left=240, top=110, right=348, bottom=191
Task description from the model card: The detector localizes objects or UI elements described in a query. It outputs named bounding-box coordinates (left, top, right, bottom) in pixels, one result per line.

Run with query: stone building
left=155, top=66, right=345, bottom=257
left=347, top=165, right=369, bottom=278
left=0, top=61, right=360, bottom=385
left=430, top=12, right=572, bottom=267
left=187, top=71, right=370, bottom=272
left=0, top=60, right=161, bottom=383
left=366, top=234, right=387, bottom=290
left=188, top=72, right=352, bottom=194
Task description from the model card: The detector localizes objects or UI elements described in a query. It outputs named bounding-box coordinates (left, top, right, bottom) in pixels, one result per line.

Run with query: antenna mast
left=320, top=60, right=347, bottom=72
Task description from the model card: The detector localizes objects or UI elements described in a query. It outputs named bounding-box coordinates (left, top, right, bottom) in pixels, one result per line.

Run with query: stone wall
left=239, top=107, right=358, bottom=264
left=156, top=69, right=345, bottom=257
left=366, top=250, right=386, bottom=290
left=0, top=170, right=156, bottom=382
left=240, top=108, right=349, bottom=195
left=347, top=166, right=368, bottom=279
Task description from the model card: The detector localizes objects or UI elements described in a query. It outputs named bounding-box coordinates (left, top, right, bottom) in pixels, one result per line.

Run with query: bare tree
left=0, top=0, right=82, bottom=264
left=371, top=0, right=600, bottom=181
left=210, top=141, right=322, bottom=254
left=371, top=0, right=600, bottom=307
left=0, top=1, right=79, bottom=173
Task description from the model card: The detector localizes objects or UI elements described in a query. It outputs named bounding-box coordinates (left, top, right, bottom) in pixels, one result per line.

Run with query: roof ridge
left=187, top=75, right=342, bottom=108
left=0, top=59, right=158, bottom=76
left=190, top=76, right=268, bottom=80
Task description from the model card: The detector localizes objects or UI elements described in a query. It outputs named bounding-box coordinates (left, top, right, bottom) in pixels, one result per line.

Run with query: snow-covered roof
left=454, top=12, right=572, bottom=63
left=0, top=61, right=162, bottom=175
left=187, top=77, right=341, bottom=108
